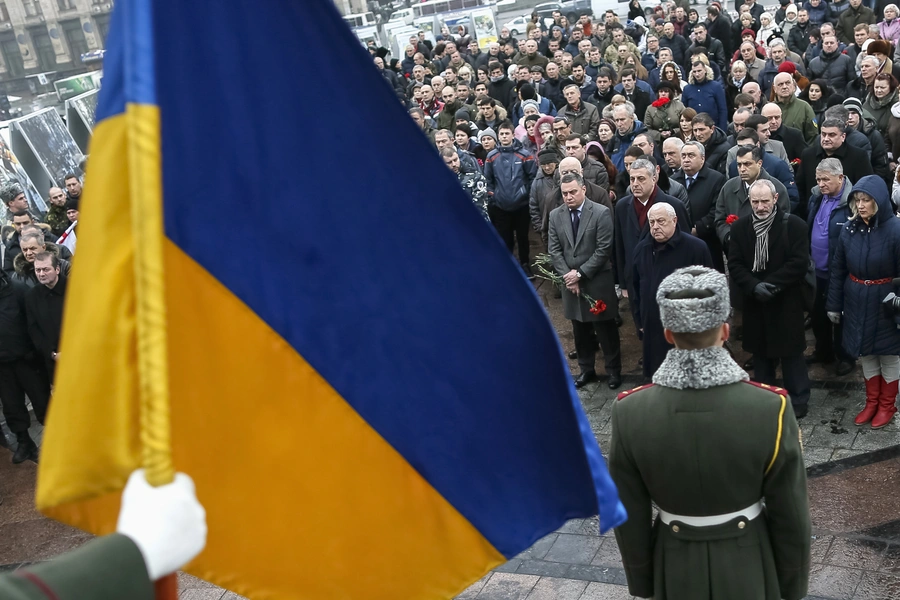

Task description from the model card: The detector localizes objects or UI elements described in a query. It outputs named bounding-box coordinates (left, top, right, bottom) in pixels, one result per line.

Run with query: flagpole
left=126, top=107, right=177, bottom=599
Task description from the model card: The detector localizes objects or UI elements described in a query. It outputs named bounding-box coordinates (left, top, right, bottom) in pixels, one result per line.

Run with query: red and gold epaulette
left=742, top=380, right=788, bottom=396
left=617, top=383, right=655, bottom=401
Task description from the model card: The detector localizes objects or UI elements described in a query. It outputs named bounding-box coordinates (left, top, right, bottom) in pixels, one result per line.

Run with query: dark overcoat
left=728, top=209, right=810, bottom=358
left=631, top=229, right=713, bottom=377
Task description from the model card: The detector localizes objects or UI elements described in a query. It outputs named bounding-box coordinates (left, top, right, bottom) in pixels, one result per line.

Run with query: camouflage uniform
left=456, top=168, right=490, bottom=220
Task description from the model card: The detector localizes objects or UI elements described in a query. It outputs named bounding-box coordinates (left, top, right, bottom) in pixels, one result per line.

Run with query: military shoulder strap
left=616, top=383, right=655, bottom=401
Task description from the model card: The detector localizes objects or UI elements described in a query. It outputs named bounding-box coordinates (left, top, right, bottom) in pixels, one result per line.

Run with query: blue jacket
left=807, top=180, right=853, bottom=284
left=727, top=153, right=800, bottom=209
left=827, top=176, right=900, bottom=357
left=682, top=78, right=728, bottom=131
left=483, top=139, right=537, bottom=211
left=609, top=120, right=648, bottom=173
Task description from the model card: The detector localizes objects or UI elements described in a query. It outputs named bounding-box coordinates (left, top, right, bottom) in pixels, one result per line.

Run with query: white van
left=343, top=12, right=377, bottom=29
left=389, top=8, right=415, bottom=25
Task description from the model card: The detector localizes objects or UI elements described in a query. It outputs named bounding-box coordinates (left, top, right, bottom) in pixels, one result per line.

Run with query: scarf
left=651, top=97, right=671, bottom=108
left=751, top=208, right=777, bottom=272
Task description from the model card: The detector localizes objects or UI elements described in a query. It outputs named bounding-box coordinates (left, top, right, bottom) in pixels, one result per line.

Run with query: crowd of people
left=0, top=176, right=78, bottom=464
left=374, top=0, right=900, bottom=424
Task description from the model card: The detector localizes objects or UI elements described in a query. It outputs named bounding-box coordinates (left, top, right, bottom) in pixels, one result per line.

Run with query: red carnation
left=651, top=97, right=671, bottom=108
left=726, top=214, right=739, bottom=225
left=790, top=158, right=801, bottom=166
left=589, top=300, right=607, bottom=315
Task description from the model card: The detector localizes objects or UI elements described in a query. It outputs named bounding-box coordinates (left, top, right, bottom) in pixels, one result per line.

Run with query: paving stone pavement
left=2, top=361, right=899, bottom=599
left=452, top=381, right=900, bottom=600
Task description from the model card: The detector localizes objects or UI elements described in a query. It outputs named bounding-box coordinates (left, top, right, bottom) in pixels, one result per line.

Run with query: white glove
left=116, top=469, right=207, bottom=580
left=827, top=311, right=841, bottom=324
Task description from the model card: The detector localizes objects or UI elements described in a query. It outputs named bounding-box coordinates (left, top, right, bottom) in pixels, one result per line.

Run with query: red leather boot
left=871, top=378, right=899, bottom=430
left=855, top=376, right=882, bottom=425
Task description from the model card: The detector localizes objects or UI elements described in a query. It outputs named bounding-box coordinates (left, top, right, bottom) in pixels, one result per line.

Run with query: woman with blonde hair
left=881, top=5, right=900, bottom=48
left=756, top=13, right=782, bottom=48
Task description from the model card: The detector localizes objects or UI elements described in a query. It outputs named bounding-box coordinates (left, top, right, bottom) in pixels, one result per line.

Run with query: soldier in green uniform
left=609, top=266, right=811, bottom=600
left=0, top=469, right=206, bottom=599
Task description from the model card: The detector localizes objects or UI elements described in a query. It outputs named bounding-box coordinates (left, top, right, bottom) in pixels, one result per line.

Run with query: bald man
left=631, top=202, right=714, bottom=378
left=772, top=72, right=818, bottom=142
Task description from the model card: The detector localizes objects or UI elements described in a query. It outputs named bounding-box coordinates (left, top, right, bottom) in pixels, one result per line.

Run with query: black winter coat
left=0, top=270, right=34, bottom=361
left=770, top=124, right=806, bottom=163
left=671, top=165, right=727, bottom=271
left=827, top=176, right=900, bottom=357
left=614, top=189, right=692, bottom=292
left=25, top=273, right=66, bottom=365
left=729, top=210, right=810, bottom=358
left=631, top=229, right=714, bottom=377
left=795, top=142, right=873, bottom=218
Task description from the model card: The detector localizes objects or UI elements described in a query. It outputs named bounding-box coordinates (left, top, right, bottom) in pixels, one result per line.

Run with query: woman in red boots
left=827, top=176, right=900, bottom=429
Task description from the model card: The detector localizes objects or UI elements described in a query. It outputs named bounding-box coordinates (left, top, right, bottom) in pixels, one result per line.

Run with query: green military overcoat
left=609, top=346, right=811, bottom=600
left=0, top=534, right=154, bottom=600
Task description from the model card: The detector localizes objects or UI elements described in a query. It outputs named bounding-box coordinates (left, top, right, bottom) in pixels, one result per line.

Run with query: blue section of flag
left=151, top=0, right=625, bottom=555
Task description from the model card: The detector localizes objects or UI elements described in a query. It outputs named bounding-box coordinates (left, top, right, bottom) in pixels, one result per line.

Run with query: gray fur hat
left=0, top=181, right=23, bottom=206
left=656, top=266, right=730, bottom=333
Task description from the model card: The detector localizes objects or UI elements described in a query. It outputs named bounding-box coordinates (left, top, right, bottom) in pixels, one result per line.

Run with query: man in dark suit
left=762, top=103, right=806, bottom=163
left=614, top=157, right=692, bottom=302
left=728, top=179, right=812, bottom=418
left=25, top=251, right=66, bottom=381
left=671, top=141, right=728, bottom=272
left=618, top=68, right=651, bottom=124
left=631, top=202, right=714, bottom=379
left=548, top=173, right=622, bottom=389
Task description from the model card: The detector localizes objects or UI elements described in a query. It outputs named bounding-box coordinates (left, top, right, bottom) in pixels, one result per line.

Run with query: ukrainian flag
left=36, top=1, right=626, bottom=598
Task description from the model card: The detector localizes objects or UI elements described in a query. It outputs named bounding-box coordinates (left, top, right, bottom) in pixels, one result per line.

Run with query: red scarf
left=651, top=97, right=671, bottom=108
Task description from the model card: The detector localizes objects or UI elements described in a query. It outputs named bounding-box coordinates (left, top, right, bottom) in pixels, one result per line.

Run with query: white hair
left=748, top=179, right=777, bottom=198
left=649, top=202, right=677, bottom=218
left=816, top=158, right=844, bottom=176
left=613, top=103, right=635, bottom=118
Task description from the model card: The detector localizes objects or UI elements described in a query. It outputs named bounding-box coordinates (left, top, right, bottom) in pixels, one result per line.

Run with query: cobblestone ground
left=2, top=265, right=899, bottom=598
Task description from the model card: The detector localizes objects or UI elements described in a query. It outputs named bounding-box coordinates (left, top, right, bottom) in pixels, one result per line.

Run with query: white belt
left=658, top=501, right=764, bottom=527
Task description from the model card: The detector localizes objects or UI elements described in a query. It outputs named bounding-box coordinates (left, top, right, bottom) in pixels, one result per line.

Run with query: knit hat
left=777, top=61, right=797, bottom=74
left=842, top=97, right=864, bottom=116
left=657, top=267, right=731, bottom=333
left=66, top=196, right=79, bottom=211
left=454, top=108, right=470, bottom=120
left=599, top=117, right=616, bottom=133
left=538, top=148, right=561, bottom=165
left=741, top=28, right=756, bottom=39
left=0, top=181, right=23, bottom=206
left=519, top=83, right=536, bottom=100
left=479, top=127, right=498, bottom=143
left=524, top=114, right=540, bottom=124
left=868, top=40, right=892, bottom=57
left=655, top=18, right=664, bottom=26
left=522, top=99, right=540, bottom=113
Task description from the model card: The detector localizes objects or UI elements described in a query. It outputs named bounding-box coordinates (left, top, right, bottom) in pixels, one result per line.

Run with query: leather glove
left=117, top=469, right=207, bottom=580
left=827, top=311, right=841, bottom=324
left=753, top=282, right=776, bottom=302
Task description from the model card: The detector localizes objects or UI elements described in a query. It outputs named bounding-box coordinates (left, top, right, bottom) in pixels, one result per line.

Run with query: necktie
left=571, top=208, right=580, bottom=240
left=685, top=176, right=693, bottom=190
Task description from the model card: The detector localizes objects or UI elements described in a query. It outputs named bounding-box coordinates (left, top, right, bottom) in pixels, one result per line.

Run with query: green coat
left=0, top=534, right=154, bottom=600
left=774, top=95, right=819, bottom=144
left=609, top=347, right=811, bottom=600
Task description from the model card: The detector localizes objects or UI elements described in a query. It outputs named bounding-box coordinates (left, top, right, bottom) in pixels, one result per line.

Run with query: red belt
left=850, top=274, right=892, bottom=286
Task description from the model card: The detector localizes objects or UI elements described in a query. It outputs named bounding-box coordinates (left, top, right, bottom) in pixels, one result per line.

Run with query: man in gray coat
left=714, top=146, right=791, bottom=253
left=549, top=173, right=622, bottom=389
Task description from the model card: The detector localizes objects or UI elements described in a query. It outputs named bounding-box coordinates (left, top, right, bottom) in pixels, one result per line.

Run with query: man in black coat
left=728, top=179, right=811, bottom=418
left=671, top=140, right=728, bottom=272
left=762, top=103, right=806, bottom=163
left=0, top=268, right=49, bottom=463
left=795, top=118, right=873, bottom=218
left=25, top=252, right=66, bottom=382
left=614, top=157, right=692, bottom=300
left=686, top=23, right=727, bottom=71
left=705, top=6, right=733, bottom=58
left=632, top=203, right=714, bottom=379
left=618, top=68, right=651, bottom=125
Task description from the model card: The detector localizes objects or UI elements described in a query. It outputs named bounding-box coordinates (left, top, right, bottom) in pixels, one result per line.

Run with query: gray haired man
left=805, top=158, right=855, bottom=375
left=726, top=179, right=812, bottom=418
